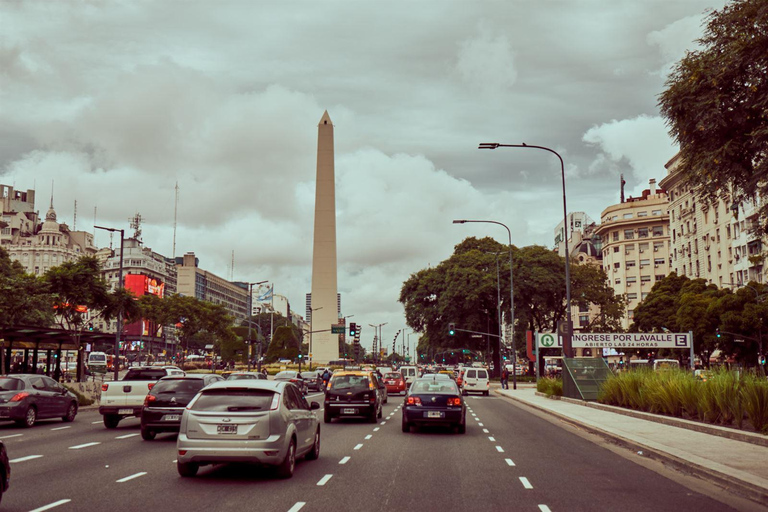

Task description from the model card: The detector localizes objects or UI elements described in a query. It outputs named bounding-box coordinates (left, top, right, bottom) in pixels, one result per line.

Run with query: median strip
left=116, top=472, right=147, bottom=483
left=10, top=454, right=43, bottom=463
left=520, top=477, right=533, bottom=489
left=29, top=499, right=72, bottom=512
left=69, top=442, right=100, bottom=450
left=317, top=474, right=333, bottom=486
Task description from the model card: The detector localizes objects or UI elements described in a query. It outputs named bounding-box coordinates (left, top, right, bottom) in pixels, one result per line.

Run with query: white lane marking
left=116, top=471, right=147, bottom=483
left=505, top=458, right=516, bottom=466
left=520, top=477, right=533, bottom=489
left=317, top=474, right=333, bottom=486
left=287, top=503, right=306, bottom=512
left=488, top=436, right=496, bottom=442
left=495, top=446, right=504, bottom=453
left=51, top=426, right=71, bottom=431
left=365, top=434, right=372, bottom=440
left=0, top=434, right=23, bottom=439
left=30, top=499, right=72, bottom=512
left=354, top=443, right=363, bottom=450
left=172, top=460, right=177, bottom=463
left=483, top=429, right=489, bottom=433
left=339, top=456, right=350, bottom=465
left=478, top=423, right=484, bottom=426
left=539, top=506, right=551, bottom=512
left=92, top=421, right=102, bottom=424
left=10, top=454, right=43, bottom=463
left=380, top=421, right=386, bottom=425
left=69, top=442, right=100, bottom=450
left=115, top=433, right=140, bottom=439
left=373, top=427, right=380, bottom=432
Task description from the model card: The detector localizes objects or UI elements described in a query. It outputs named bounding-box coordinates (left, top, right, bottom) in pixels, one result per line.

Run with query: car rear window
left=191, top=389, right=275, bottom=412
left=275, top=371, right=297, bottom=379
left=466, top=370, right=476, bottom=378
left=124, top=369, right=167, bottom=380
left=411, top=380, right=458, bottom=394
left=385, top=373, right=401, bottom=379
left=330, top=375, right=370, bottom=391
left=0, top=378, right=23, bottom=391
left=153, top=379, right=204, bottom=394
left=477, top=370, right=488, bottom=379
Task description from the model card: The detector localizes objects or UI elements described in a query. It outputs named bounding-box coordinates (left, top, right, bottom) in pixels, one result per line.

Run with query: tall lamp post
left=369, top=322, right=387, bottom=363
left=479, top=142, right=573, bottom=358
left=453, top=220, right=516, bottom=389
left=95, top=225, right=125, bottom=381
left=247, top=280, right=268, bottom=372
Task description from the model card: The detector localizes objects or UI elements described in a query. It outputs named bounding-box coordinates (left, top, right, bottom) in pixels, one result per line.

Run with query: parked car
left=176, top=380, right=321, bottom=478
left=461, top=368, right=490, bottom=396
left=0, top=440, right=9, bottom=504
left=274, top=371, right=308, bottom=394
left=300, top=371, right=324, bottom=392
left=383, top=372, right=406, bottom=395
left=323, top=371, right=383, bottom=423
left=402, top=376, right=466, bottom=434
left=226, top=372, right=268, bottom=381
left=0, top=375, right=78, bottom=428
left=140, top=374, right=224, bottom=440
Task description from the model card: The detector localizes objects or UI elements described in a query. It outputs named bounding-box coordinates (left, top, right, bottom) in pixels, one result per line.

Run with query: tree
left=659, top=0, right=768, bottom=232
left=0, top=247, right=54, bottom=329
left=265, top=326, right=299, bottom=362
left=163, top=294, right=236, bottom=360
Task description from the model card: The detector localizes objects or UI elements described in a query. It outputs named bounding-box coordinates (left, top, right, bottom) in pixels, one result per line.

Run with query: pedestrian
left=501, top=367, right=509, bottom=390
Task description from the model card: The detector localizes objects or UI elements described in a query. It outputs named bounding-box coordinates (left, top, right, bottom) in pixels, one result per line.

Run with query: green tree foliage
left=265, top=325, right=299, bottom=362
left=0, top=247, right=54, bottom=328
left=163, top=294, right=236, bottom=355
left=659, top=0, right=768, bottom=232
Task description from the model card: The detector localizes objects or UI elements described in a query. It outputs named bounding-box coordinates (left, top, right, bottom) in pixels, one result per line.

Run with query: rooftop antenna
left=620, top=174, right=626, bottom=203
left=93, top=206, right=97, bottom=238
left=172, top=181, right=179, bottom=258
left=129, top=212, right=142, bottom=242
left=230, top=250, right=235, bottom=280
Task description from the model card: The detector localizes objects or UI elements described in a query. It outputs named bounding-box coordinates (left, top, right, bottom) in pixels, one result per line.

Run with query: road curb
left=496, top=390, right=768, bottom=506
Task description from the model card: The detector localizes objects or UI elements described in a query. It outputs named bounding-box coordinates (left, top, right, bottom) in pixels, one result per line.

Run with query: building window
left=627, top=293, right=638, bottom=300
left=654, top=258, right=665, bottom=265
left=614, top=262, right=621, bottom=269
left=641, top=275, right=651, bottom=283
left=623, top=213, right=633, bottom=219
left=628, top=309, right=634, bottom=320
left=626, top=276, right=637, bottom=284
left=637, top=211, right=648, bottom=217
left=613, top=246, right=619, bottom=253
left=652, top=209, right=662, bottom=216
left=614, top=278, right=621, bottom=285
left=579, top=315, right=589, bottom=327
left=639, top=259, right=650, bottom=267
left=653, top=226, right=664, bottom=236
left=624, top=229, right=634, bottom=240
left=641, top=292, right=649, bottom=299
left=626, top=260, right=636, bottom=268
left=638, top=243, right=649, bottom=252
left=655, top=275, right=665, bottom=281
left=638, top=227, right=649, bottom=238
left=612, top=232, right=619, bottom=241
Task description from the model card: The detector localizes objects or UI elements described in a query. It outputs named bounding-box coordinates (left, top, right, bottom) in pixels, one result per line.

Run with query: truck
left=99, top=367, right=179, bottom=428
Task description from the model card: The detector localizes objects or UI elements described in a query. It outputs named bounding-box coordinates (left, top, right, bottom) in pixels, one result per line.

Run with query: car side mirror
left=310, top=401, right=320, bottom=410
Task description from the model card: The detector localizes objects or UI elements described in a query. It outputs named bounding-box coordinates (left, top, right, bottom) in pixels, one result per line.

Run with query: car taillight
left=10, top=392, right=29, bottom=402
left=407, top=396, right=422, bottom=406
left=102, top=383, right=109, bottom=392
left=178, top=450, right=187, bottom=456
left=148, top=383, right=155, bottom=390
left=447, top=397, right=462, bottom=406
left=270, top=393, right=280, bottom=411
left=369, top=394, right=375, bottom=403
left=144, top=395, right=156, bottom=406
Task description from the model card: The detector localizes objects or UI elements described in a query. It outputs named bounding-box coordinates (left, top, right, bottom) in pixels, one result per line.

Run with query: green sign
left=404, top=356, right=411, bottom=362
left=462, top=349, right=470, bottom=354
left=331, top=325, right=345, bottom=334
left=539, top=333, right=556, bottom=348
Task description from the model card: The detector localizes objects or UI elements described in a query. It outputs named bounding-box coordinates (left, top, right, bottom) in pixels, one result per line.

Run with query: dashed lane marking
left=29, top=499, right=72, bottom=512
left=505, top=459, right=515, bottom=466
left=380, top=421, right=386, bottom=425
left=520, top=477, right=533, bottom=489
left=365, top=434, right=372, bottom=440
left=115, top=433, right=140, bottom=439
left=69, top=442, right=100, bottom=450
left=495, top=446, right=504, bottom=453
left=287, top=503, right=306, bottom=512
left=483, top=429, right=489, bottom=433
left=373, top=427, right=380, bottom=432
left=0, top=434, right=23, bottom=439
left=172, top=460, right=177, bottom=463
left=92, top=421, right=102, bottom=424
left=488, top=436, right=496, bottom=442
left=538, top=506, right=551, bottom=512
left=51, top=426, right=71, bottom=431
left=339, top=456, right=350, bottom=465
left=10, top=455, right=43, bottom=463
left=116, top=472, right=147, bottom=483
left=478, top=423, right=484, bottom=427
left=317, top=474, right=333, bottom=486
left=354, top=443, right=363, bottom=450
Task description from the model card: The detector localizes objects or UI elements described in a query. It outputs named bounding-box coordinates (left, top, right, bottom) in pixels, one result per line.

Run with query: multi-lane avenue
left=1, top=391, right=742, bottom=512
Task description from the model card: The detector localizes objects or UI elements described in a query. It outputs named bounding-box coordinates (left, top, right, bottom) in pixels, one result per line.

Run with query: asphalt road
left=0, top=391, right=745, bottom=512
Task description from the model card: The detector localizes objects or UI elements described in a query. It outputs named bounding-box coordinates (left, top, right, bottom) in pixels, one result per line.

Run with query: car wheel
left=141, top=428, right=156, bottom=441
left=457, top=420, right=466, bottom=434
left=177, top=461, right=199, bottom=477
left=62, top=402, right=77, bottom=422
left=103, top=414, right=120, bottom=429
left=484, top=391, right=489, bottom=396
left=323, top=409, right=332, bottom=424
left=377, top=404, right=383, bottom=419
left=17, top=406, right=36, bottom=428
left=368, top=408, right=377, bottom=424
left=276, top=439, right=296, bottom=479
left=401, top=417, right=410, bottom=433
left=305, top=428, right=320, bottom=460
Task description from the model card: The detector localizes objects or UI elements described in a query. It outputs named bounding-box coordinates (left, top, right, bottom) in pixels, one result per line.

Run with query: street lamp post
left=454, top=220, right=516, bottom=389
left=479, top=142, right=573, bottom=358
left=369, top=323, right=387, bottom=363
left=95, top=225, right=124, bottom=381
left=247, top=281, right=268, bottom=372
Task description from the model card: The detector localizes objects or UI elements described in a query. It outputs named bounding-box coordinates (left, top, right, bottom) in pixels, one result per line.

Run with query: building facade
left=595, top=180, right=671, bottom=329
left=176, top=252, right=248, bottom=325
left=1, top=185, right=38, bottom=247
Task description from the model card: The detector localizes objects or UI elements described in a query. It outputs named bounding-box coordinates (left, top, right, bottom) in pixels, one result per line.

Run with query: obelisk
left=310, top=111, right=339, bottom=363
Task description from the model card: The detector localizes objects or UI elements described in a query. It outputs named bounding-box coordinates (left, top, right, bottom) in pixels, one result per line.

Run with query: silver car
left=176, top=380, right=321, bottom=478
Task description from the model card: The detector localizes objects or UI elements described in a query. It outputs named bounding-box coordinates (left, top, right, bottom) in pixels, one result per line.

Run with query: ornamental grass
left=537, top=377, right=563, bottom=397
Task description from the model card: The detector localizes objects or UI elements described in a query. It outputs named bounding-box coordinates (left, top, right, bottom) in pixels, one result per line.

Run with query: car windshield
left=153, top=379, right=204, bottom=394
left=330, top=375, right=369, bottom=391
left=384, top=373, right=401, bottom=379
left=0, top=378, right=23, bottom=391
left=411, top=380, right=458, bottom=394
left=191, top=389, right=275, bottom=412
left=275, top=371, right=297, bottom=379
left=89, top=354, right=106, bottom=362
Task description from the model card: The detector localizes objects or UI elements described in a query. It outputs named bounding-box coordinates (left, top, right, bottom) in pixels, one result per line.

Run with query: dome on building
left=574, top=239, right=600, bottom=259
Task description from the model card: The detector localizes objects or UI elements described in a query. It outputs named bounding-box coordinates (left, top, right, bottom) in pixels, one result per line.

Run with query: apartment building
left=1, top=185, right=38, bottom=247
left=594, top=180, right=671, bottom=329
left=176, top=252, right=248, bottom=325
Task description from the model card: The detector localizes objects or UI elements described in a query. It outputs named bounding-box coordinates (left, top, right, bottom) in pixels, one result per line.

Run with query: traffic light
left=448, top=323, right=455, bottom=336
left=349, top=323, right=357, bottom=337
left=760, top=354, right=766, bottom=365
left=716, top=328, right=721, bottom=338
left=298, top=354, right=303, bottom=360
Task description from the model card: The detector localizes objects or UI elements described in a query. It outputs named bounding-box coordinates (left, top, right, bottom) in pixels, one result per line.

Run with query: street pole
left=95, top=226, right=124, bottom=381
left=479, top=142, right=572, bottom=358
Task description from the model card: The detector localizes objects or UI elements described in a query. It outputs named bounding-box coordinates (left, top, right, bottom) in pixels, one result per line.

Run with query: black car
left=0, top=440, right=9, bottom=504
left=300, top=371, right=324, bottom=392
left=140, top=374, right=223, bottom=440
left=274, top=371, right=308, bottom=394
left=0, top=375, right=78, bottom=428
left=324, top=371, right=383, bottom=424
left=402, top=376, right=466, bottom=434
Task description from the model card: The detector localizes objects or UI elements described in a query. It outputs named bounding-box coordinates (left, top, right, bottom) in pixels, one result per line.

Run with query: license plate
left=118, top=408, right=133, bottom=415
left=217, top=424, right=237, bottom=434
left=163, top=414, right=180, bottom=421
left=388, top=381, right=396, bottom=384
left=426, top=411, right=443, bottom=418
left=343, top=408, right=356, bottom=414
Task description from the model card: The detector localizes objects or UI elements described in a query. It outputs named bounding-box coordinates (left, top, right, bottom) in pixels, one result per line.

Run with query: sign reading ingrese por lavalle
left=536, top=332, right=691, bottom=349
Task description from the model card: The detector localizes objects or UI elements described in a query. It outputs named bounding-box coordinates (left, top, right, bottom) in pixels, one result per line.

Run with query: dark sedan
left=274, top=371, right=308, bottom=394
left=402, top=376, right=466, bottom=434
left=0, top=440, right=9, bottom=504
left=300, top=371, right=324, bottom=392
left=0, top=375, right=78, bottom=428
left=140, top=374, right=224, bottom=440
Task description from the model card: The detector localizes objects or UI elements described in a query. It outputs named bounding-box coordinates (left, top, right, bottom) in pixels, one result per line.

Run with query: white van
left=399, top=366, right=419, bottom=388
left=87, top=351, right=108, bottom=374
left=462, top=368, right=490, bottom=396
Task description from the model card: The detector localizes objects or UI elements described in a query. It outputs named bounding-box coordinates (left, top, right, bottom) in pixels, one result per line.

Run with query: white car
left=461, top=368, right=490, bottom=396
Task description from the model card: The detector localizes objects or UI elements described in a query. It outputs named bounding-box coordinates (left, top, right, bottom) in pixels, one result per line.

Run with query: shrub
left=741, top=375, right=768, bottom=433
left=537, top=377, right=563, bottom=397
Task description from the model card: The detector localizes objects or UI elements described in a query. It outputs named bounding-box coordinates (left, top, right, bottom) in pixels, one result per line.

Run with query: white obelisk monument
left=310, top=111, right=339, bottom=363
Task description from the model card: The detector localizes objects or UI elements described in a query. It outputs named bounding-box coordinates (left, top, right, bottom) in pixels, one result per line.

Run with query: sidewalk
left=496, top=386, right=768, bottom=506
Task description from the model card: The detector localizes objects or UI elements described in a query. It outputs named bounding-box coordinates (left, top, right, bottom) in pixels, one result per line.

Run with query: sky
left=1, top=0, right=727, bottom=355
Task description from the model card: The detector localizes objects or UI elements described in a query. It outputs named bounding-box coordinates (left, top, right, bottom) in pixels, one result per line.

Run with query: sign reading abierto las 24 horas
left=536, top=332, right=691, bottom=349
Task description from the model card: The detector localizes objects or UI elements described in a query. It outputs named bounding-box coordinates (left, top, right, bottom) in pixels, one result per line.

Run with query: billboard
left=124, top=274, right=165, bottom=337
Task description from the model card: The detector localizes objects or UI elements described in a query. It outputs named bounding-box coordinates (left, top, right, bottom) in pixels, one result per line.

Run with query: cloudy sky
left=1, top=0, right=726, bottom=354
